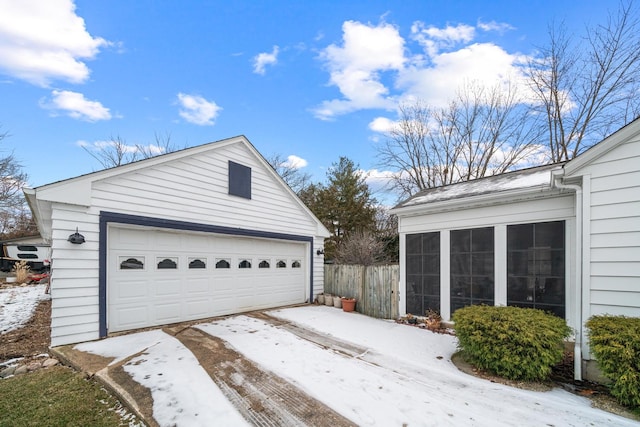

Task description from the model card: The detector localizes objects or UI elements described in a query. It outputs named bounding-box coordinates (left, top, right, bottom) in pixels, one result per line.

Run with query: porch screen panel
left=406, top=232, right=440, bottom=316
left=450, top=227, right=495, bottom=314
left=507, top=221, right=565, bottom=318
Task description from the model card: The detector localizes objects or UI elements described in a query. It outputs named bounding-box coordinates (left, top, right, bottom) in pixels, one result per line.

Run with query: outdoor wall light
left=316, top=249, right=325, bottom=256
left=67, top=227, right=86, bottom=244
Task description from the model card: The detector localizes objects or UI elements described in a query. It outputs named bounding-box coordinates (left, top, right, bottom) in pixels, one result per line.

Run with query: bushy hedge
left=453, top=305, right=571, bottom=381
left=586, top=315, right=640, bottom=409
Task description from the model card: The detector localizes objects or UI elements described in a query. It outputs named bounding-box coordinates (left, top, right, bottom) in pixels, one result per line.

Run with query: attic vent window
left=228, top=161, right=252, bottom=199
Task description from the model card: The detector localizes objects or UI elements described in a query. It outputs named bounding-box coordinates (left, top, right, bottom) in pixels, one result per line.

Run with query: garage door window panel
left=259, top=260, right=270, bottom=268
left=292, top=260, right=301, bottom=268
left=157, top=258, right=178, bottom=269
left=239, top=259, right=252, bottom=268
left=119, top=257, right=145, bottom=270
left=188, top=258, right=207, bottom=269
left=216, top=259, right=231, bottom=269
left=276, top=260, right=286, bottom=268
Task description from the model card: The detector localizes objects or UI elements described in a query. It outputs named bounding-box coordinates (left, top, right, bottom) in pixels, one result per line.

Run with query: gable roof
left=563, top=116, right=640, bottom=176
left=24, top=135, right=330, bottom=239
left=391, top=163, right=565, bottom=215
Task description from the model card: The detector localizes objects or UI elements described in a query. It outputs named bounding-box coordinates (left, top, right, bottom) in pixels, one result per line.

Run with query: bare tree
left=136, top=132, right=181, bottom=159
left=266, top=153, right=312, bottom=193
left=528, top=1, right=640, bottom=161
left=334, top=229, right=388, bottom=265
left=378, top=81, right=542, bottom=198
left=375, top=206, right=399, bottom=263
left=0, top=130, right=28, bottom=212
left=82, top=132, right=182, bottom=169
left=0, top=127, right=34, bottom=239
left=0, top=208, right=37, bottom=239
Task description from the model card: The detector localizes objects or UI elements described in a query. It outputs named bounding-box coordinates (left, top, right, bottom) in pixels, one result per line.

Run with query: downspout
left=552, top=170, right=583, bottom=381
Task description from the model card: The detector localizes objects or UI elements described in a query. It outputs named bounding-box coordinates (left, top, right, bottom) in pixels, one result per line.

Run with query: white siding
left=313, top=238, right=325, bottom=299
left=581, top=137, right=640, bottom=317
left=49, top=203, right=100, bottom=347
left=91, top=144, right=318, bottom=236
left=399, top=195, right=574, bottom=234
left=46, top=140, right=326, bottom=345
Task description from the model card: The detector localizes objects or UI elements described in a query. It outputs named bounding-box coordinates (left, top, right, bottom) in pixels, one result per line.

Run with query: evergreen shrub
left=453, top=305, right=571, bottom=381
left=586, top=315, right=640, bottom=408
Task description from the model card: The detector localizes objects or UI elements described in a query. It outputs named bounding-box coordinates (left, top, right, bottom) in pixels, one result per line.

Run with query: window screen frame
left=228, top=160, right=252, bottom=199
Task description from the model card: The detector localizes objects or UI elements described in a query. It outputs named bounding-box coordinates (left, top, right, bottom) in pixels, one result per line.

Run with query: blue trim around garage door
left=98, top=211, right=314, bottom=338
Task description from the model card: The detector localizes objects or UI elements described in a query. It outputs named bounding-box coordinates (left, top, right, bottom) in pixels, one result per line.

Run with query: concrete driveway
left=53, top=306, right=636, bottom=427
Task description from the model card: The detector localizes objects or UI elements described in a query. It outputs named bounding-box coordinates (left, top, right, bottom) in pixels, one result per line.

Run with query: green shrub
left=586, top=315, right=640, bottom=409
left=453, top=305, right=571, bottom=381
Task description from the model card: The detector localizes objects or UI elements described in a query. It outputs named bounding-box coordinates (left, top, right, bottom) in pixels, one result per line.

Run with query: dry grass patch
left=0, top=365, right=142, bottom=426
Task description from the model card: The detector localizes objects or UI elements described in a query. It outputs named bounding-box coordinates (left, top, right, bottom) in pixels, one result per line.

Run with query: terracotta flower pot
left=317, top=294, right=325, bottom=304
left=341, top=298, right=356, bottom=312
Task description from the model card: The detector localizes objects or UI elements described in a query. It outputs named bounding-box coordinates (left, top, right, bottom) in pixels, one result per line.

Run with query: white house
left=25, top=136, right=330, bottom=347
left=391, top=118, right=640, bottom=381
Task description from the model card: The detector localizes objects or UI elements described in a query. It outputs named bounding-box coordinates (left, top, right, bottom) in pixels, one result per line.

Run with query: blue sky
left=0, top=0, right=618, bottom=202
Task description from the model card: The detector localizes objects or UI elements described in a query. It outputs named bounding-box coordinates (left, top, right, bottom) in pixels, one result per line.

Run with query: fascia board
left=241, top=140, right=332, bottom=238
left=564, top=119, right=640, bottom=176
left=23, top=187, right=52, bottom=242
left=391, top=186, right=562, bottom=218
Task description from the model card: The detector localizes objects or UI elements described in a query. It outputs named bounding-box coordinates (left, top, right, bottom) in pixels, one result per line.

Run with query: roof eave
left=391, top=185, right=564, bottom=217
left=564, top=117, right=640, bottom=176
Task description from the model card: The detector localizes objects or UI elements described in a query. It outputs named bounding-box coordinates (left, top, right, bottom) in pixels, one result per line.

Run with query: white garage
left=108, top=225, right=308, bottom=332
left=25, top=136, right=330, bottom=346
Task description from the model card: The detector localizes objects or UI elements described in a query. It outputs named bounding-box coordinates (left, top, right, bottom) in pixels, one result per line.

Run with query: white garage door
left=107, top=225, right=308, bottom=332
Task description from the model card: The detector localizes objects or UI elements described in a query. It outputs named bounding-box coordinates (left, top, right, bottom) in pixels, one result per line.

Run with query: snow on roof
left=397, top=163, right=563, bottom=208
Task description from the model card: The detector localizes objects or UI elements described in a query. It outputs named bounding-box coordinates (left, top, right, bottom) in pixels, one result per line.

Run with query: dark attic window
left=228, top=161, right=252, bottom=199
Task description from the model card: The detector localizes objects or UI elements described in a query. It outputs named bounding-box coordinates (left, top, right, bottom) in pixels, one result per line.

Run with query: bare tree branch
left=266, top=153, right=312, bottom=193
left=0, top=127, right=34, bottom=239
left=528, top=1, right=640, bottom=161
left=378, top=80, right=542, bottom=198
left=82, top=132, right=184, bottom=169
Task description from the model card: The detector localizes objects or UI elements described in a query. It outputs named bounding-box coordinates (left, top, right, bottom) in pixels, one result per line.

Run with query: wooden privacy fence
left=323, top=264, right=399, bottom=319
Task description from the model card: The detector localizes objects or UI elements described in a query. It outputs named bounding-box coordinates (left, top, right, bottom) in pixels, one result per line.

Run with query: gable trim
left=564, top=118, right=640, bottom=176
left=98, top=211, right=314, bottom=337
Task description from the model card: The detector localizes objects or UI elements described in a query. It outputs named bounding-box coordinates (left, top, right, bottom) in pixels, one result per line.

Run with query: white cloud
left=477, top=20, right=515, bottom=34
left=0, top=0, right=109, bottom=86
left=368, top=117, right=397, bottom=133
left=176, top=93, right=222, bottom=126
left=361, top=168, right=399, bottom=203
left=312, top=20, right=406, bottom=120
left=77, top=138, right=135, bottom=152
left=398, top=42, right=530, bottom=109
left=283, top=154, right=308, bottom=169
left=41, top=90, right=112, bottom=121
left=253, top=45, right=280, bottom=75
left=313, top=18, right=532, bottom=122
left=411, top=22, right=475, bottom=57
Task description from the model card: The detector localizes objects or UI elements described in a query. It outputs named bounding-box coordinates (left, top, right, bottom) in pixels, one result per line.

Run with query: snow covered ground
left=77, top=305, right=635, bottom=427
left=0, top=283, right=48, bottom=334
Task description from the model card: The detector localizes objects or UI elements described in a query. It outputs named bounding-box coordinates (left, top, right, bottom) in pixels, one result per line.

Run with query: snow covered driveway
left=76, top=305, right=635, bottom=427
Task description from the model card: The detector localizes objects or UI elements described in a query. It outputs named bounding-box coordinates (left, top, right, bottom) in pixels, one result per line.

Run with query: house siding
left=49, top=203, right=100, bottom=346
left=47, top=141, right=326, bottom=346
left=580, top=138, right=640, bottom=318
